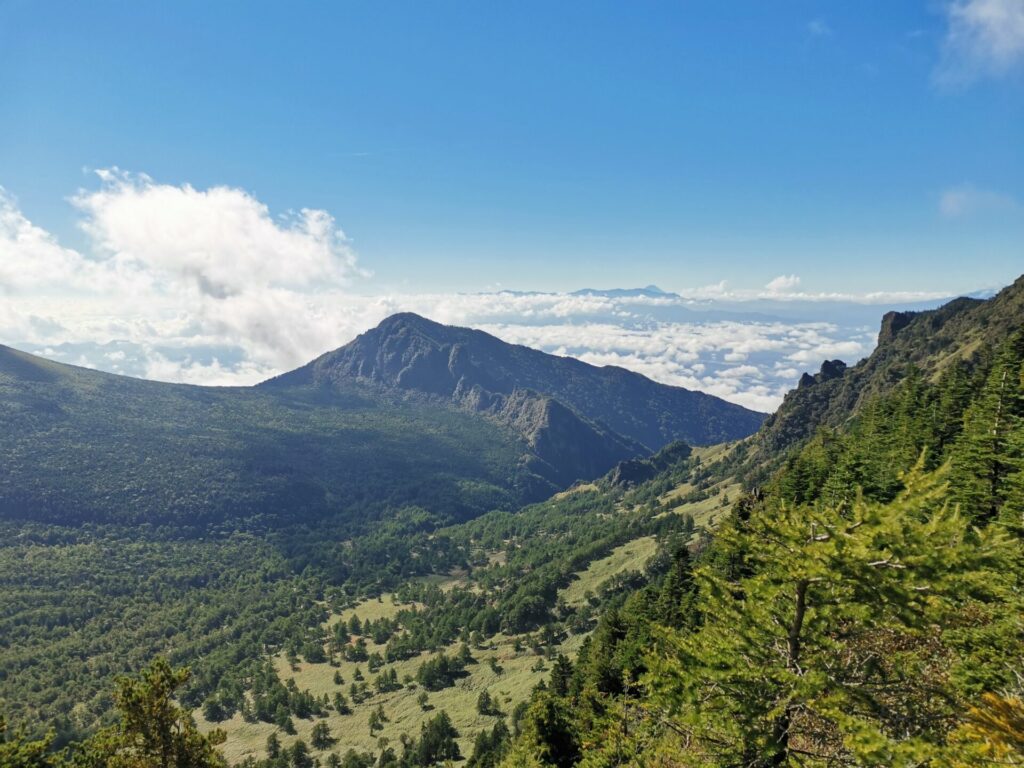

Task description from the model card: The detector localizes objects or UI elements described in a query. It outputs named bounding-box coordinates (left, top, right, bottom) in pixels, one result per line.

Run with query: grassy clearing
left=691, top=442, right=735, bottom=464
left=664, top=478, right=741, bottom=530
left=200, top=631, right=587, bottom=764
left=552, top=483, right=598, bottom=500
left=558, top=536, right=658, bottom=608
left=327, top=594, right=406, bottom=628
left=657, top=441, right=743, bottom=529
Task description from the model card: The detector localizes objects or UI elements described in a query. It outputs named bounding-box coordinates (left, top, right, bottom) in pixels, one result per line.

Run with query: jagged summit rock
left=797, top=360, right=847, bottom=389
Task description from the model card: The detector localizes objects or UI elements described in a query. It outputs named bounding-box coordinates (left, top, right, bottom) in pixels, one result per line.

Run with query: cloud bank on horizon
left=0, top=171, right=1003, bottom=413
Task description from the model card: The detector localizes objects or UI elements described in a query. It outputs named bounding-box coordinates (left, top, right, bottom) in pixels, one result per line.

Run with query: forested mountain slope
left=0, top=319, right=760, bottom=746
left=485, top=281, right=1024, bottom=766
left=0, top=315, right=764, bottom=529
left=757, top=274, right=1024, bottom=455
left=0, top=344, right=525, bottom=528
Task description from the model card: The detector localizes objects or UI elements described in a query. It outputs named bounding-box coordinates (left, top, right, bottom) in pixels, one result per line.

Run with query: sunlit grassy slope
left=200, top=444, right=740, bottom=763
left=200, top=596, right=585, bottom=762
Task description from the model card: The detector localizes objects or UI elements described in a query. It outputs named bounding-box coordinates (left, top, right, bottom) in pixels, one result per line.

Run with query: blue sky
left=2, top=0, right=1021, bottom=295
left=0, top=2, right=1022, bottom=407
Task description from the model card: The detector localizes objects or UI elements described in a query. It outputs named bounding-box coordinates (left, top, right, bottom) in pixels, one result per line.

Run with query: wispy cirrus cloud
left=939, top=183, right=1021, bottom=217
left=935, top=0, right=1024, bottom=85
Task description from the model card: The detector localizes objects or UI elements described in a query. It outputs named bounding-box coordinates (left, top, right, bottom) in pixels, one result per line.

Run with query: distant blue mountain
left=571, top=285, right=677, bottom=299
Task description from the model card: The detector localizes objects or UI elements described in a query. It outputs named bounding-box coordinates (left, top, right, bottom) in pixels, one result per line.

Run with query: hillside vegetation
left=2, top=280, right=1023, bottom=767
left=0, top=313, right=763, bottom=530
left=0, top=344, right=523, bottom=529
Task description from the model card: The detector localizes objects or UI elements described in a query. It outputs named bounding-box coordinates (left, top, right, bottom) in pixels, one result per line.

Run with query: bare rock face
left=798, top=360, right=847, bottom=390
left=878, top=311, right=914, bottom=345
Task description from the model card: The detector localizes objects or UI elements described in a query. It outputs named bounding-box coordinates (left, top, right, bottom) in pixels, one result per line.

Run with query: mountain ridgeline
left=757, top=274, right=1024, bottom=457
left=264, top=312, right=764, bottom=449
left=0, top=313, right=763, bottom=529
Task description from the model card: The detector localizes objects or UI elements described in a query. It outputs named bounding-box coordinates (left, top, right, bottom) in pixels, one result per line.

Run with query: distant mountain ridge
left=0, top=314, right=765, bottom=529
left=570, top=285, right=677, bottom=299
left=263, top=312, right=766, bottom=452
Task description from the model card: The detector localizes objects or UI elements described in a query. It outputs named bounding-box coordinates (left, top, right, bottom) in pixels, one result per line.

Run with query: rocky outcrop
left=607, top=440, right=693, bottom=487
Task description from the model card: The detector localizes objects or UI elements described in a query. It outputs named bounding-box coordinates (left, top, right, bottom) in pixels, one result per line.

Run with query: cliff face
left=460, top=385, right=645, bottom=490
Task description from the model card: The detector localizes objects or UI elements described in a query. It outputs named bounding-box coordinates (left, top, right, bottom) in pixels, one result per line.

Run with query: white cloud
left=143, top=352, right=277, bottom=387
left=936, top=0, right=1024, bottom=85
left=787, top=340, right=866, bottom=363
left=73, top=169, right=360, bottom=297
left=765, top=274, right=801, bottom=293
left=939, top=184, right=1021, bottom=217
left=475, top=319, right=871, bottom=411
left=0, top=170, right=373, bottom=377
left=678, top=277, right=946, bottom=304
left=717, top=364, right=762, bottom=379
left=0, top=188, right=102, bottom=292
left=0, top=172, right=950, bottom=410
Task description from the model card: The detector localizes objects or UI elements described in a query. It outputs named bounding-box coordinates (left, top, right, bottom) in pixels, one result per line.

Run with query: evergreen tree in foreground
left=646, top=465, right=1021, bottom=766
left=0, top=659, right=227, bottom=768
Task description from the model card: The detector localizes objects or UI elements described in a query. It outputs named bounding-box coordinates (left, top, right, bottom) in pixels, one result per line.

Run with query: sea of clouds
left=0, top=171, right=974, bottom=412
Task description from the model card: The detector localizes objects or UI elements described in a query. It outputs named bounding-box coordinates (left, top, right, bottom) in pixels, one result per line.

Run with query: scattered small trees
left=310, top=721, right=333, bottom=750
left=476, top=690, right=500, bottom=716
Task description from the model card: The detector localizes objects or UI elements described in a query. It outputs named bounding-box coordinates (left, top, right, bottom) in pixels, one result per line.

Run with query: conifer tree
left=73, top=658, right=228, bottom=768
left=467, top=720, right=510, bottom=768
left=310, top=722, right=333, bottom=750
left=0, top=715, right=60, bottom=768
left=583, top=607, right=628, bottom=697
left=950, top=333, right=1024, bottom=522
left=548, top=655, right=573, bottom=698
left=646, top=467, right=1017, bottom=766
left=288, top=740, right=312, bottom=768
left=656, top=544, right=698, bottom=630
left=499, top=693, right=579, bottom=768
left=413, top=711, right=460, bottom=765
left=477, top=690, right=494, bottom=716
left=266, top=732, right=281, bottom=759
left=1002, top=423, right=1024, bottom=532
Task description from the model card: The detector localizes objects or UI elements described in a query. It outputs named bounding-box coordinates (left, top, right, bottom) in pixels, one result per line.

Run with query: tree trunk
left=767, top=578, right=808, bottom=766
